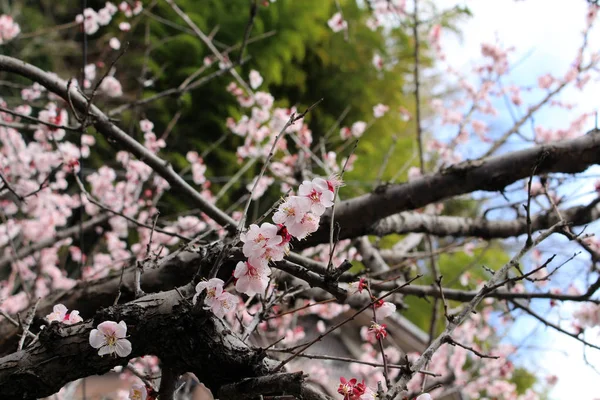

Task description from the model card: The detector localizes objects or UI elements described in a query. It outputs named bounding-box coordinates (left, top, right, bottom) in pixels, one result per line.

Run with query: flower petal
left=89, top=329, right=105, bottom=348
left=115, top=339, right=132, bottom=357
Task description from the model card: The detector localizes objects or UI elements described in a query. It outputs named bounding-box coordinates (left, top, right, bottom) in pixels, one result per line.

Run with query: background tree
left=0, top=1, right=598, bottom=399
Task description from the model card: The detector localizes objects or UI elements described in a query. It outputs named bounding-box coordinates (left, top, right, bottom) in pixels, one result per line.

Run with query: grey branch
left=301, top=131, right=600, bottom=246
left=370, top=199, right=600, bottom=239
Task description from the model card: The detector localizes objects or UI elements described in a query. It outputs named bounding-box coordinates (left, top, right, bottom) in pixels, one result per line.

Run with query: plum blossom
left=337, top=377, right=366, bottom=400
left=416, top=394, right=432, bottom=400
left=193, top=278, right=237, bottom=318
left=368, top=322, right=387, bottom=339
left=241, top=223, right=285, bottom=266
left=372, top=53, right=383, bottom=70
left=373, top=103, right=389, bottom=118
left=99, top=76, right=123, bottom=97
left=140, top=119, right=154, bottom=133
left=286, top=212, right=319, bottom=239
left=351, top=121, right=367, bottom=138
left=273, top=196, right=312, bottom=226
left=249, top=70, right=263, bottom=89
left=76, top=8, right=100, bottom=35
left=327, top=12, right=347, bottom=33
left=46, top=304, right=83, bottom=325
left=129, top=384, right=147, bottom=400
left=234, top=261, right=270, bottom=296
left=0, top=15, right=20, bottom=44
left=89, top=320, right=132, bottom=357
left=298, top=178, right=335, bottom=216
left=398, top=106, right=411, bottom=121
left=186, top=151, right=207, bottom=185
left=193, top=278, right=225, bottom=306
left=374, top=300, right=396, bottom=320
left=247, top=175, right=274, bottom=199
left=109, top=37, right=121, bottom=50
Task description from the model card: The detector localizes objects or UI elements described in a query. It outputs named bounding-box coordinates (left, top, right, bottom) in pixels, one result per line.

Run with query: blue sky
left=433, top=0, right=600, bottom=397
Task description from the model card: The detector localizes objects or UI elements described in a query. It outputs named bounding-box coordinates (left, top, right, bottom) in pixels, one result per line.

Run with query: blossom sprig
left=235, top=176, right=341, bottom=297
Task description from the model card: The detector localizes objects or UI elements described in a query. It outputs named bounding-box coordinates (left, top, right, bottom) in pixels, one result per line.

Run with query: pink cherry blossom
left=241, top=223, right=284, bottom=264
left=286, top=212, right=320, bottom=239
left=129, top=383, right=147, bottom=400
left=368, top=322, right=387, bottom=339
left=351, top=121, right=367, bottom=138
left=76, top=8, right=100, bottom=35
left=298, top=178, right=335, bottom=216
left=249, top=70, right=263, bottom=89
left=193, top=278, right=225, bottom=307
left=234, top=261, right=270, bottom=296
left=46, top=304, right=83, bottom=325
left=99, top=76, right=123, bottom=97
left=372, top=54, right=383, bottom=70
left=0, top=15, right=20, bottom=44
left=247, top=175, right=274, bottom=200
left=416, top=394, right=432, bottom=400
left=373, top=103, right=389, bottom=118
left=327, top=12, right=347, bottom=33
left=139, top=119, right=154, bottom=133
left=89, top=320, right=132, bottom=357
left=374, top=300, right=396, bottom=320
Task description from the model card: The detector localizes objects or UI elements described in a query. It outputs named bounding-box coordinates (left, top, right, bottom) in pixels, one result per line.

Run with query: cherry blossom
left=99, top=76, right=123, bottom=97
left=0, top=15, right=20, bottom=44
left=129, top=383, right=147, bottom=400
left=351, top=121, right=367, bottom=138
left=75, top=8, right=100, bottom=35
left=89, top=320, right=132, bottom=357
left=337, top=377, right=366, bottom=400
left=193, top=278, right=237, bottom=318
left=46, top=304, right=83, bottom=325
left=241, top=223, right=284, bottom=266
left=368, top=322, right=387, bottom=340
left=298, top=178, right=335, bottom=216
left=234, top=261, right=270, bottom=296
left=286, top=211, right=320, bottom=239
left=373, top=103, right=389, bottom=118
left=374, top=300, right=396, bottom=320
left=328, top=12, right=348, bottom=33
left=193, top=278, right=225, bottom=307
left=372, top=54, right=383, bottom=70
left=249, top=70, right=263, bottom=89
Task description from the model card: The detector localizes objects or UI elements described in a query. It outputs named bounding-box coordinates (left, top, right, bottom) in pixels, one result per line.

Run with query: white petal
left=53, top=304, right=68, bottom=317
left=89, top=330, right=105, bottom=348
left=115, top=321, right=127, bottom=338
left=114, top=339, right=132, bottom=357
left=98, top=345, right=113, bottom=356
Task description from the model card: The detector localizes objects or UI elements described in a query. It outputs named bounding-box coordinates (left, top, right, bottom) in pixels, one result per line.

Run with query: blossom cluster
left=75, top=1, right=141, bottom=35
left=0, top=14, right=20, bottom=44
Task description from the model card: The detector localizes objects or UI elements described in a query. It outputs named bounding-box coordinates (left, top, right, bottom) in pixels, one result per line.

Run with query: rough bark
left=369, top=199, right=600, bottom=239
left=0, top=285, right=275, bottom=400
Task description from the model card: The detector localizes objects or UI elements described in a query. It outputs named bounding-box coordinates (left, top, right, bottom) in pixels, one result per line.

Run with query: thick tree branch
left=370, top=199, right=600, bottom=239
left=301, top=130, right=600, bottom=246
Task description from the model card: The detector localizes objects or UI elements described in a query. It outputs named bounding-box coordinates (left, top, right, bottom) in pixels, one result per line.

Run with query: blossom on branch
left=89, top=320, right=132, bottom=357
left=46, top=304, right=83, bottom=325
